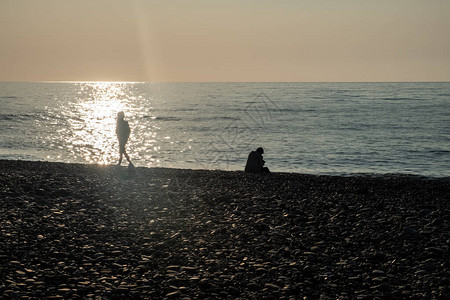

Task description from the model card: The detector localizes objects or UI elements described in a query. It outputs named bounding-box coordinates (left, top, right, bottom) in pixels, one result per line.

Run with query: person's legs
left=124, top=151, right=133, bottom=166
left=118, top=143, right=125, bottom=165
left=120, top=142, right=133, bottom=166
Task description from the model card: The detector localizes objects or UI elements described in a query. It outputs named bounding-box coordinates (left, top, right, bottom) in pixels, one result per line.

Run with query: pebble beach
left=1, top=160, right=449, bottom=299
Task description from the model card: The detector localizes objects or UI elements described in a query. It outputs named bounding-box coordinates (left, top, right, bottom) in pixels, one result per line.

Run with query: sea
left=1, top=82, right=449, bottom=178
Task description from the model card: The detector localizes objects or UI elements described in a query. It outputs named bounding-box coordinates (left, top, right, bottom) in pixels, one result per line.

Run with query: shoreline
left=1, top=159, right=449, bottom=298
left=2, top=159, right=449, bottom=180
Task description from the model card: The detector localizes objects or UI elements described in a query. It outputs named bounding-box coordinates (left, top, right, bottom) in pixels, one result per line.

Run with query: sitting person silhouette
left=116, top=111, right=133, bottom=166
left=245, top=147, right=270, bottom=174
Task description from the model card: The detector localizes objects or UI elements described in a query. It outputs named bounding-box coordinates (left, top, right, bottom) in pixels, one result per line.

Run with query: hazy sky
left=1, top=0, right=449, bottom=82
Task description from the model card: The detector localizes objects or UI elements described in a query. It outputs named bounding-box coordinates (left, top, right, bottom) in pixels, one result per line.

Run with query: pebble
left=425, top=247, right=445, bottom=254
left=265, top=283, right=281, bottom=290
left=166, top=290, right=181, bottom=297
left=372, top=270, right=385, bottom=276
left=415, top=270, right=428, bottom=276
left=1, top=160, right=449, bottom=299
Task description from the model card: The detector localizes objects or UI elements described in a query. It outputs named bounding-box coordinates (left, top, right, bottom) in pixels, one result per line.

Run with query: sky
left=0, top=0, right=449, bottom=82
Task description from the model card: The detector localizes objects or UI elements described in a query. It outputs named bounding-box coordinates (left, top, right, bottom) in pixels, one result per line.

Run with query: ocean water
left=1, top=82, right=449, bottom=177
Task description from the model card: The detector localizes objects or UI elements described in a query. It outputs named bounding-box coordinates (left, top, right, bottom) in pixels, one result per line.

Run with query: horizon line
left=1, top=80, right=449, bottom=84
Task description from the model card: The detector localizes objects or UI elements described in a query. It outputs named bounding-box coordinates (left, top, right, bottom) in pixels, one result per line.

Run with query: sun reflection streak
left=67, top=82, right=129, bottom=165
left=45, top=82, right=168, bottom=167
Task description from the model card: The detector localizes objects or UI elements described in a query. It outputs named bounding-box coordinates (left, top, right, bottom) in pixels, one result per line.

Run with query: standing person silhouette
left=116, top=111, right=133, bottom=166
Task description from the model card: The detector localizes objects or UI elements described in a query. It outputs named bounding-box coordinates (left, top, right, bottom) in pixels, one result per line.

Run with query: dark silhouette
left=116, top=111, right=133, bottom=166
left=245, top=147, right=270, bottom=174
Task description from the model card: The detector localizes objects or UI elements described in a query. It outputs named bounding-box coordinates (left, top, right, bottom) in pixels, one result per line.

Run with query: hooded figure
left=245, top=147, right=270, bottom=173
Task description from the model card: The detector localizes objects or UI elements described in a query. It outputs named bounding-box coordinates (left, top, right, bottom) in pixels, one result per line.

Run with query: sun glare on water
left=67, top=82, right=129, bottom=165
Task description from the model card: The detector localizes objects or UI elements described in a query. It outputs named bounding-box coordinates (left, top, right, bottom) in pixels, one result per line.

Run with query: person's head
left=117, top=111, right=125, bottom=120
left=256, top=147, right=264, bottom=154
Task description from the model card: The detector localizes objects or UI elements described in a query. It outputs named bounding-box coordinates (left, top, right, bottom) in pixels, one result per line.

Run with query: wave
left=220, top=116, right=240, bottom=121
left=0, top=154, right=43, bottom=161
left=382, top=97, right=413, bottom=101
left=273, top=108, right=317, bottom=113
left=153, top=116, right=182, bottom=121
left=0, top=113, right=38, bottom=121
left=141, top=115, right=183, bottom=121
left=429, top=149, right=450, bottom=155
left=189, top=116, right=241, bottom=122
left=0, top=112, right=58, bottom=122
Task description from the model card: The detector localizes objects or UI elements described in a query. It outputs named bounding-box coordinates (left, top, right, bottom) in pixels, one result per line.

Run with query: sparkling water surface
left=1, top=82, right=449, bottom=177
